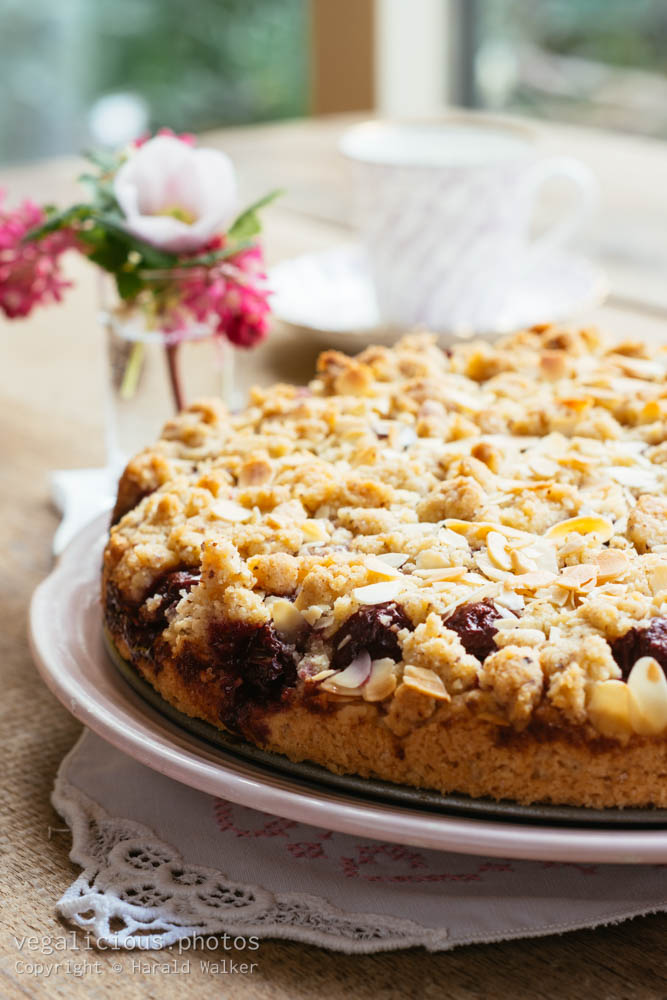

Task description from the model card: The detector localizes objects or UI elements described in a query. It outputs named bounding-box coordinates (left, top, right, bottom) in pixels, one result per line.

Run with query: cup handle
left=518, top=156, right=599, bottom=265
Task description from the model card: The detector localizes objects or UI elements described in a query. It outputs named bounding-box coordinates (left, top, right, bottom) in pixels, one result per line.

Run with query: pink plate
left=29, top=514, right=667, bottom=863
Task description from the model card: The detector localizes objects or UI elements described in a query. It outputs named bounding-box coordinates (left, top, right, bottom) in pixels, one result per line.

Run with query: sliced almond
left=545, top=515, right=614, bottom=544
left=364, top=555, right=403, bottom=579
left=511, top=548, right=537, bottom=574
left=374, top=552, right=409, bottom=568
left=402, top=664, right=450, bottom=702
left=557, top=563, right=598, bottom=592
left=268, top=598, right=306, bottom=633
left=444, top=519, right=530, bottom=541
left=352, top=580, right=405, bottom=605
left=587, top=679, right=634, bottom=738
left=238, top=457, right=272, bottom=487
left=627, top=657, right=667, bottom=735
left=512, top=570, right=558, bottom=591
left=486, top=530, right=513, bottom=572
left=592, top=549, right=630, bottom=583
left=475, top=551, right=512, bottom=582
left=607, top=466, right=660, bottom=491
left=494, top=589, right=524, bottom=613
left=301, top=605, right=326, bottom=626
left=647, top=563, right=667, bottom=596
left=210, top=499, right=252, bottom=523
left=438, top=526, right=472, bottom=549
left=301, top=519, right=329, bottom=542
left=309, top=668, right=336, bottom=683
left=363, top=658, right=398, bottom=702
left=416, top=550, right=456, bottom=570
left=516, top=540, right=559, bottom=575
left=319, top=651, right=371, bottom=694
left=414, top=566, right=467, bottom=582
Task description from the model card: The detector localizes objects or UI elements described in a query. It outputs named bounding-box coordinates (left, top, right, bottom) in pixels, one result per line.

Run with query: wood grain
left=1, top=114, right=666, bottom=998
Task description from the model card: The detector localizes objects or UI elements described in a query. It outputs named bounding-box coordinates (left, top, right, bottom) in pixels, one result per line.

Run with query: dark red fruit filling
left=104, top=569, right=200, bottom=660
left=443, top=600, right=503, bottom=661
left=610, top=618, right=667, bottom=679
left=208, top=621, right=297, bottom=728
left=140, top=570, right=201, bottom=625
left=330, top=602, right=413, bottom=670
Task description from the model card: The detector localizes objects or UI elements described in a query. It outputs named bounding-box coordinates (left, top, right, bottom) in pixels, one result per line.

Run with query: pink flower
left=114, top=135, right=237, bottom=253
left=160, top=243, right=271, bottom=348
left=0, top=191, right=76, bottom=319
left=133, top=127, right=196, bottom=148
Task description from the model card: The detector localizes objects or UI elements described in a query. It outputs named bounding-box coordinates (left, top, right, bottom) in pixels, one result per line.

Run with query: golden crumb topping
left=104, top=325, right=667, bottom=740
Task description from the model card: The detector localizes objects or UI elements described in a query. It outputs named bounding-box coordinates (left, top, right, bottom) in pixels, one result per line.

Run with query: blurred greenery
left=480, top=0, right=667, bottom=67
left=0, top=0, right=308, bottom=164
left=474, top=0, right=667, bottom=136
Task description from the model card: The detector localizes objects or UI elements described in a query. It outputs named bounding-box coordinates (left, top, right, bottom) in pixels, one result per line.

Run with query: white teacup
left=339, top=116, right=598, bottom=334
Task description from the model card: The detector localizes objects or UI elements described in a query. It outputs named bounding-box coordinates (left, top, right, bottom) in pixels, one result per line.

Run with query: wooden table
left=1, top=114, right=666, bottom=999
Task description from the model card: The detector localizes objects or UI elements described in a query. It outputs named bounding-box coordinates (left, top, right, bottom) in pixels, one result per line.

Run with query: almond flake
left=475, top=551, right=512, bottom=582
left=268, top=598, right=306, bottom=633
left=512, top=570, right=557, bottom=591
left=592, top=549, right=630, bottom=583
left=556, top=563, right=598, bottom=591
left=587, top=679, right=634, bottom=738
left=210, top=499, right=252, bottom=523
left=301, top=519, right=329, bottom=542
left=374, top=552, right=409, bottom=568
left=416, top=550, right=456, bottom=570
left=545, top=515, right=614, bottom=543
left=647, top=563, right=667, bottom=596
left=627, top=657, right=667, bottom=735
left=352, top=580, right=404, bottom=605
left=364, top=555, right=403, bottom=579
left=486, top=530, right=513, bottom=571
left=363, top=658, right=398, bottom=702
left=402, top=665, right=450, bottom=702
left=414, top=566, right=467, bottom=581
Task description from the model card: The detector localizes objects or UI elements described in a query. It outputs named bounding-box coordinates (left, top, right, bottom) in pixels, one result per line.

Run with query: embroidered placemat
left=52, top=729, right=667, bottom=954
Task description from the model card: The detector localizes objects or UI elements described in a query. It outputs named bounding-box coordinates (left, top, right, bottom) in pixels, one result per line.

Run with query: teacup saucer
left=269, top=243, right=608, bottom=350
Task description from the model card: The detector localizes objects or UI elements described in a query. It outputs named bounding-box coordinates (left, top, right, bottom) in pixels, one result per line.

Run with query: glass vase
left=100, top=277, right=235, bottom=474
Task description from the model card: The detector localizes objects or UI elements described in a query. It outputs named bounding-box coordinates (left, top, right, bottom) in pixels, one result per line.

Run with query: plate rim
left=29, top=513, right=667, bottom=863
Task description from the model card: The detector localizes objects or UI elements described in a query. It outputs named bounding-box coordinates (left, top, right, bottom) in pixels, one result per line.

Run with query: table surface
left=2, top=113, right=667, bottom=999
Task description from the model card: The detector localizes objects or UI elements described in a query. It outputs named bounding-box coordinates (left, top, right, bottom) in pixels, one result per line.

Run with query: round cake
left=103, top=325, right=667, bottom=808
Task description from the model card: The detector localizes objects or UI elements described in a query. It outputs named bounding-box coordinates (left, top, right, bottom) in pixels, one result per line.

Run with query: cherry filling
left=141, top=570, right=201, bottom=625
left=105, top=569, right=200, bottom=659
left=443, top=600, right=503, bottom=662
left=330, top=601, right=413, bottom=670
left=610, top=618, right=667, bottom=679
left=208, top=621, right=298, bottom=728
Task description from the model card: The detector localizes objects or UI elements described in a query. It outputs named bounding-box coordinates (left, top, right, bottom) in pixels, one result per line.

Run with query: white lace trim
left=52, top=736, right=450, bottom=953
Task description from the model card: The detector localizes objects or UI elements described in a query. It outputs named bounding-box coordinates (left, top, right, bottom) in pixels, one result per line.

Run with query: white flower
left=113, top=135, right=238, bottom=253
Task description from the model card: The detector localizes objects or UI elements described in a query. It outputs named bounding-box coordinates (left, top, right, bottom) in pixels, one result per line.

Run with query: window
left=0, top=0, right=308, bottom=164
left=461, top=0, right=667, bottom=137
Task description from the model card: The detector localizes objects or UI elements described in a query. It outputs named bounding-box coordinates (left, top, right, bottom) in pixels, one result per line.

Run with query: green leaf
left=83, top=148, right=124, bottom=174
left=226, top=188, right=283, bottom=242
left=174, top=240, right=253, bottom=269
left=23, top=204, right=93, bottom=242
left=87, top=214, right=177, bottom=269
left=115, top=269, right=144, bottom=301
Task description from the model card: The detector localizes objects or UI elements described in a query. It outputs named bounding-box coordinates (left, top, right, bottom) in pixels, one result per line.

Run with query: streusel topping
left=104, top=325, right=667, bottom=740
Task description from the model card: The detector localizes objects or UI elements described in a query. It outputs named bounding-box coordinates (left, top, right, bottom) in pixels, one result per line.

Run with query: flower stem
left=119, top=341, right=144, bottom=400
left=165, top=342, right=185, bottom=412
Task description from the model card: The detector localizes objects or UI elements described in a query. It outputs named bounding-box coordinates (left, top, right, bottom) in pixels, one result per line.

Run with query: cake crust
left=103, top=325, right=667, bottom=807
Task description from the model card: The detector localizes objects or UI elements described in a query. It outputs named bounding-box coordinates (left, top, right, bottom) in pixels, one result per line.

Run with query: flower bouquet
left=1, top=129, right=279, bottom=460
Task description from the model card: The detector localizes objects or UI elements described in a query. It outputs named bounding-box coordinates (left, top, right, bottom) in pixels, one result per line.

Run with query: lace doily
left=53, top=737, right=447, bottom=952
left=52, top=731, right=667, bottom=953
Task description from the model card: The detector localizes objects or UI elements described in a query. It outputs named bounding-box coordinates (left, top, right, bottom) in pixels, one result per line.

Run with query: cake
left=103, top=325, right=667, bottom=808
